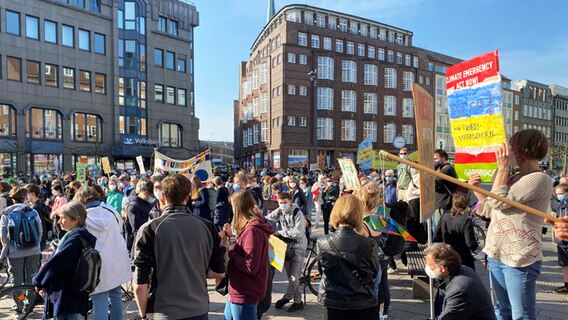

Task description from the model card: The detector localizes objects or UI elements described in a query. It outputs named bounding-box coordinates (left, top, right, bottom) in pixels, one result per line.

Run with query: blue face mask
left=434, top=161, right=440, bottom=169
left=386, top=177, right=392, bottom=183
left=558, top=194, right=567, bottom=202
left=233, top=184, right=241, bottom=192
left=279, top=203, right=290, bottom=212
left=148, top=197, right=157, bottom=204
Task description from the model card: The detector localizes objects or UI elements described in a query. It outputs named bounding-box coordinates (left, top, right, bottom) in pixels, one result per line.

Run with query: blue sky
left=193, top=0, right=568, bottom=141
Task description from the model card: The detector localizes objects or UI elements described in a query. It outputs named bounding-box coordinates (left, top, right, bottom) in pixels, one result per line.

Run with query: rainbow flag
left=363, top=206, right=418, bottom=242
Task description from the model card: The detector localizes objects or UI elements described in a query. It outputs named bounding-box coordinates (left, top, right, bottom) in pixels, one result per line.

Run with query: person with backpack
left=0, top=181, right=13, bottom=211
left=75, top=187, right=131, bottom=320
left=32, top=201, right=98, bottom=320
left=266, top=192, right=307, bottom=312
left=0, top=187, right=43, bottom=297
left=191, top=176, right=212, bottom=221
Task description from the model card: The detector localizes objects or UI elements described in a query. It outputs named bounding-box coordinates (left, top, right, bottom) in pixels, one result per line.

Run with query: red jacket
left=228, top=214, right=274, bottom=303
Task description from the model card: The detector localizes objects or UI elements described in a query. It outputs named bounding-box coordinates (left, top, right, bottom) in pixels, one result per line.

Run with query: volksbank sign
left=122, top=136, right=161, bottom=146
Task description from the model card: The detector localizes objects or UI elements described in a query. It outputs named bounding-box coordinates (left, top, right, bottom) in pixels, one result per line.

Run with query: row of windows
left=522, top=123, right=551, bottom=138
left=57, top=0, right=102, bottom=13
left=555, top=117, right=568, bottom=127
left=154, top=84, right=187, bottom=107
left=522, top=105, right=552, bottom=120
left=555, top=100, right=568, bottom=112
left=297, top=33, right=419, bottom=67
left=554, top=132, right=568, bottom=143
left=154, top=48, right=188, bottom=72
left=286, top=9, right=410, bottom=46
left=316, top=118, right=414, bottom=143
left=2, top=56, right=106, bottom=94
left=316, top=88, right=414, bottom=116
left=3, top=9, right=106, bottom=54
left=157, top=16, right=179, bottom=36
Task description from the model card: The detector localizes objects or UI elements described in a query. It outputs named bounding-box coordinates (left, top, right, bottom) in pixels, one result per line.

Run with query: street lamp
left=308, top=69, right=318, bottom=168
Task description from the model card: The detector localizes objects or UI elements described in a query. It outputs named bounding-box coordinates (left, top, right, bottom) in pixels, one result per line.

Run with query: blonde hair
left=191, top=176, right=203, bottom=200
left=355, top=183, right=383, bottom=212
left=74, top=186, right=101, bottom=204
left=230, top=190, right=261, bottom=233
left=330, top=195, right=364, bottom=231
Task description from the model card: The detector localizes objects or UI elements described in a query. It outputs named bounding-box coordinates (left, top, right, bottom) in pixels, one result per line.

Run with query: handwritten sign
left=268, top=235, right=287, bottom=272
left=101, top=157, right=111, bottom=175
left=337, top=158, right=360, bottom=191
left=357, top=136, right=373, bottom=170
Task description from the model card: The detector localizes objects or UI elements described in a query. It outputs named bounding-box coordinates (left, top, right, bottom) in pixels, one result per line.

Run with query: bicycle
left=0, top=259, right=11, bottom=290
left=0, top=284, right=43, bottom=319
left=299, top=237, right=321, bottom=301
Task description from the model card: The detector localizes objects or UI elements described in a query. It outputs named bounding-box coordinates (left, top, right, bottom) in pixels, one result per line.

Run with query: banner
left=76, top=163, right=87, bottom=182
left=412, top=84, right=436, bottom=222
left=101, top=157, right=111, bottom=174
left=357, top=136, right=373, bottom=169
left=268, top=235, right=287, bottom=272
left=446, top=50, right=506, bottom=182
left=337, top=158, right=360, bottom=191
left=154, top=150, right=213, bottom=181
left=136, top=156, right=146, bottom=175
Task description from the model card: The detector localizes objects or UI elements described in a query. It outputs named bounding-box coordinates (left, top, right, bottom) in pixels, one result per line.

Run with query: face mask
left=118, top=183, right=124, bottom=188
left=327, top=182, right=333, bottom=187
left=154, top=189, right=163, bottom=202
left=386, top=177, right=392, bottom=183
left=434, top=161, right=440, bottom=170
left=147, top=197, right=157, bottom=204
left=558, top=194, right=567, bottom=202
left=233, top=184, right=241, bottom=192
left=289, top=182, right=297, bottom=188
left=425, top=265, right=443, bottom=279
left=250, top=182, right=258, bottom=188
left=109, top=185, right=117, bottom=191
left=300, top=183, right=306, bottom=189
left=400, top=154, right=408, bottom=160
left=100, top=180, right=108, bottom=187
left=279, top=203, right=290, bottom=212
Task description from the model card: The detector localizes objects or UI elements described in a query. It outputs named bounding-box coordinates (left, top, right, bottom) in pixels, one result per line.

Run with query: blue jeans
left=488, top=257, right=541, bottom=320
left=91, top=286, right=122, bottom=320
left=223, top=301, right=258, bottom=320
left=54, top=314, right=79, bottom=320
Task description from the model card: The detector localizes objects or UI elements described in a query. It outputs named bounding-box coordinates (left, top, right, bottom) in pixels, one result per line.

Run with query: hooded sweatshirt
left=228, top=214, right=274, bottom=304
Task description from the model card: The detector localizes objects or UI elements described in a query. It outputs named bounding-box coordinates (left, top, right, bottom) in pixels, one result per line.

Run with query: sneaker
left=288, top=302, right=304, bottom=312
left=387, top=267, right=396, bottom=274
left=275, top=297, right=290, bottom=309
left=553, top=286, right=568, bottom=294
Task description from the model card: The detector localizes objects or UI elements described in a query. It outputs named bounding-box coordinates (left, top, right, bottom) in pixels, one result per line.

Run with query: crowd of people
left=2, top=128, right=568, bottom=319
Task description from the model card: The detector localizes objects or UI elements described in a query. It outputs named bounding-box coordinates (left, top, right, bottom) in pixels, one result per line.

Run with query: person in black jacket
left=317, top=195, right=379, bottom=320
left=424, top=243, right=495, bottom=320
left=287, top=176, right=308, bottom=215
left=434, top=191, right=479, bottom=270
left=26, top=184, right=52, bottom=248
left=191, top=176, right=212, bottom=221
left=125, top=178, right=155, bottom=252
left=434, top=149, right=457, bottom=229
left=212, top=176, right=231, bottom=229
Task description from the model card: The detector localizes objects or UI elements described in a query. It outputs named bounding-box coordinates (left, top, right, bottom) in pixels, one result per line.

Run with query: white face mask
left=154, top=189, right=163, bottom=203
left=250, top=182, right=258, bottom=188
left=300, top=183, right=306, bottom=189
left=424, top=265, right=443, bottom=279
left=400, top=154, right=408, bottom=160
left=289, top=182, right=297, bottom=188
left=327, top=182, right=333, bottom=187
left=109, top=185, right=117, bottom=191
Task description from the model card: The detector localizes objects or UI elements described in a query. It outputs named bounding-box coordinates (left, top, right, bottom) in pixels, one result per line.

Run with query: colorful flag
left=357, top=136, right=373, bottom=169
left=363, top=206, right=418, bottom=242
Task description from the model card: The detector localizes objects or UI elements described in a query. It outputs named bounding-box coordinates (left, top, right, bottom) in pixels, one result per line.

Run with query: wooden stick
left=378, top=150, right=559, bottom=223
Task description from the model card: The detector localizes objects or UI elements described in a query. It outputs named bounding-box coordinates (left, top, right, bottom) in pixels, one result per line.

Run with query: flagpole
left=378, top=150, right=559, bottom=223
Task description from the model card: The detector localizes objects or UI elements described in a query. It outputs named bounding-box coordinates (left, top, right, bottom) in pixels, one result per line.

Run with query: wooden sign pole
left=378, top=150, right=559, bottom=223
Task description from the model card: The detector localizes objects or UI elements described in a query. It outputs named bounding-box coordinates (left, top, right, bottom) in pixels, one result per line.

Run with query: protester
left=434, top=149, right=457, bottom=229
left=133, top=174, right=225, bottom=319
left=424, top=243, right=495, bottom=319
left=25, top=184, right=51, bottom=249
left=223, top=190, right=273, bottom=320
left=106, top=179, right=124, bottom=213
left=322, top=177, right=339, bottom=235
left=75, top=187, right=131, bottom=320
left=286, top=176, right=308, bottom=215
left=433, top=191, right=478, bottom=270
left=0, top=187, right=43, bottom=301
left=470, top=129, right=552, bottom=319
left=553, top=184, right=568, bottom=293
left=396, top=148, right=412, bottom=202
left=311, top=175, right=326, bottom=227
left=212, top=176, right=231, bottom=229
left=383, top=170, right=397, bottom=207
left=191, top=176, right=212, bottom=221
left=247, top=173, right=264, bottom=209
left=0, top=181, right=13, bottom=211
left=267, top=192, right=307, bottom=312
left=32, top=201, right=96, bottom=319
left=125, top=178, right=154, bottom=252
left=66, top=181, right=82, bottom=201
left=270, top=182, right=281, bottom=200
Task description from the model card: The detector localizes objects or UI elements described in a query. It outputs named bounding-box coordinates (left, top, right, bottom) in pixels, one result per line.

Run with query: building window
left=174, top=56, right=186, bottom=73
left=6, top=10, right=20, bottom=36
left=323, top=37, right=332, bottom=50
left=299, top=117, right=307, bottom=127
left=25, top=15, right=39, bottom=39
left=379, top=28, right=386, bottom=41
left=45, top=64, right=58, bottom=87
left=286, top=10, right=301, bottom=23
left=341, top=119, right=356, bottom=141
left=358, top=44, right=365, bottom=57
left=78, top=29, right=90, bottom=51
left=93, top=73, right=105, bottom=94
left=335, top=39, right=343, bottom=52
left=405, top=54, right=411, bottom=66
left=385, top=68, right=397, bottom=88
left=94, top=33, right=105, bottom=55
left=388, top=31, right=395, bottom=43
left=346, top=41, right=354, bottom=54
left=169, top=20, right=178, bottom=36
left=79, top=70, right=90, bottom=92
left=62, top=25, right=74, bottom=47
left=370, top=27, right=377, bottom=38
left=349, top=22, right=358, bottom=34
left=27, top=108, right=62, bottom=140
left=378, top=48, right=385, bottom=60
left=288, top=53, right=296, bottom=63
left=27, top=60, right=41, bottom=84
left=304, top=11, right=313, bottom=25
left=317, top=87, right=334, bottom=110
left=261, top=92, right=268, bottom=113
left=316, top=14, right=326, bottom=28
left=154, top=48, right=163, bottom=67
left=402, top=125, right=414, bottom=144
left=387, top=50, right=394, bottom=62
left=261, top=121, right=268, bottom=142
left=396, top=52, right=403, bottom=64
left=360, top=24, right=368, bottom=36
left=288, top=116, right=296, bottom=126
left=253, top=124, right=259, bottom=144
left=62, top=67, right=75, bottom=89
left=364, top=64, right=378, bottom=86
left=338, top=18, right=347, bottom=32
left=161, top=123, right=182, bottom=148
left=158, top=16, right=166, bottom=32
left=384, top=123, right=395, bottom=143
left=426, top=77, right=431, bottom=85
left=364, top=93, right=378, bottom=114
left=299, top=55, right=307, bottom=65
left=155, top=84, right=164, bottom=102
left=44, top=20, right=57, bottom=43
left=311, top=35, right=320, bottom=48
left=287, top=85, right=296, bottom=95
left=363, top=121, right=377, bottom=142
left=7, top=57, right=22, bottom=81
left=403, top=71, right=414, bottom=91
left=514, top=95, right=520, bottom=105
left=384, top=95, right=396, bottom=116
left=177, top=88, right=186, bottom=106
left=72, top=113, right=102, bottom=143
left=419, top=75, right=424, bottom=84
left=341, top=90, right=357, bottom=112
left=403, top=98, right=414, bottom=117
left=299, top=86, right=308, bottom=96
left=368, top=46, right=375, bottom=59
left=317, top=57, right=334, bottom=80
left=0, top=104, right=16, bottom=138
left=342, top=60, right=357, bottom=83
left=413, top=56, right=419, bottom=68
left=298, top=32, right=307, bottom=46
left=166, top=51, right=175, bottom=70
left=317, top=118, right=333, bottom=140
left=166, top=86, right=175, bottom=104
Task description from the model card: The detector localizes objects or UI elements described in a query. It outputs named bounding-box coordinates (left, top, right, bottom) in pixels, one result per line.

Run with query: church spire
left=267, top=0, right=275, bottom=23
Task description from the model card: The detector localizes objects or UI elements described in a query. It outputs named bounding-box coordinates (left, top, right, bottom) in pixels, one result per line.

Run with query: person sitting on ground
left=424, top=243, right=495, bottom=320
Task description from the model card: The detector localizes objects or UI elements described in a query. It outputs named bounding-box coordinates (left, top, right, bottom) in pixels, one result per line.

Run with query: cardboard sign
left=337, top=158, right=360, bottom=191
left=101, top=157, right=111, bottom=175
left=136, top=156, right=146, bottom=175
left=268, top=235, right=287, bottom=272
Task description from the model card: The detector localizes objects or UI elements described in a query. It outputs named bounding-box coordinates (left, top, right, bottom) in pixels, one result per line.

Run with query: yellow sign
left=101, top=157, right=111, bottom=174
left=268, top=235, right=287, bottom=272
left=413, top=84, right=436, bottom=222
left=338, top=158, right=360, bottom=191
left=451, top=114, right=507, bottom=147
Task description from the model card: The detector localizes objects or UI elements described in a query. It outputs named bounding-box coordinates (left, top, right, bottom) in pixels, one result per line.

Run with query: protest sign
left=136, top=156, right=146, bottom=175
left=356, top=136, right=373, bottom=170
left=101, top=157, right=111, bottom=174
left=76, top=163, right=87, bottom=182
left=268, top=235, right=287, bottom=272
left=154, top=150, right=213, bottom=181
left=337, top=158, right=360, bottom=191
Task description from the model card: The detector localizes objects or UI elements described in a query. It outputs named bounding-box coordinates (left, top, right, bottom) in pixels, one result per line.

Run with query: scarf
left=56, top=227, right=85, bottom=254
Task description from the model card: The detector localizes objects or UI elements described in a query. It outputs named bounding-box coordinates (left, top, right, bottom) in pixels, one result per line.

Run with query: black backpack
left=74, top=236, right=102, bottom=294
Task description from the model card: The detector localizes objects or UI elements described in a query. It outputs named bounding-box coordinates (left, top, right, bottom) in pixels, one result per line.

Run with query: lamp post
left=308, top=69, right=318, bottom=168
